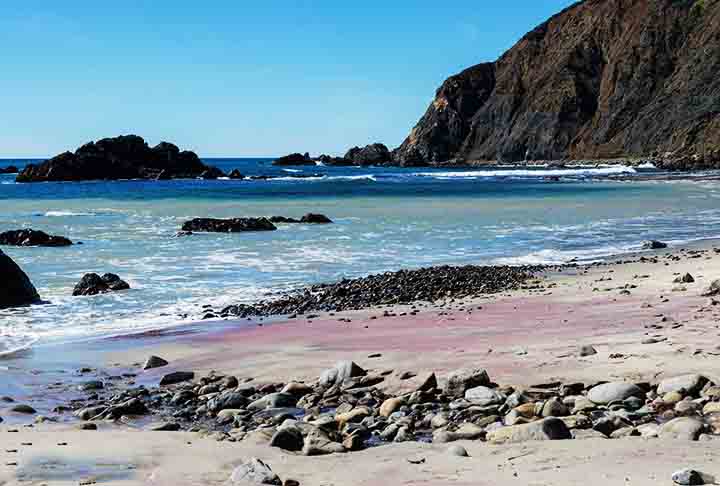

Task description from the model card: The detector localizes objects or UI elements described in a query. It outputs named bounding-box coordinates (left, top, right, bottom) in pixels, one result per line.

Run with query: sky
left=0, top=1, right=577, bottom=158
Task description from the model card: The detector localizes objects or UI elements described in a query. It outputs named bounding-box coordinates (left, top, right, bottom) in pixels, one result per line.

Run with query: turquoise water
left=2, top=158, right=720, bottom=353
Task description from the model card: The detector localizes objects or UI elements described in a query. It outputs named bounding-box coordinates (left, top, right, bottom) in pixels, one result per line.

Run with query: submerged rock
left=0, top=229, right=72, bottom=247
left=0, top=250, right=41, bottom=308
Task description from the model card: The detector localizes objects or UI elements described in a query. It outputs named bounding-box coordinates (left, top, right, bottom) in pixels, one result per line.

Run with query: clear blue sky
left=0, top=1, right=577, bottom=158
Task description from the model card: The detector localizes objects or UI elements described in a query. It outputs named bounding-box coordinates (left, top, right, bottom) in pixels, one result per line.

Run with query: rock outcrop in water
left=344, top=143, right=392, bottom=166
left=0, top=165, right=19, bottom=174
left=0, top=229, right=73, bottom=247
left=273, top=153, right=315, bottom=166
left=72, top=273, right=130, bottom=296
left=393, top=0, right=720, bottom=167
left=16, top=135, right=223, bottom=182
left=0, top=249, right=41, bottom=308
left=181, top=218, right=278, bottom=233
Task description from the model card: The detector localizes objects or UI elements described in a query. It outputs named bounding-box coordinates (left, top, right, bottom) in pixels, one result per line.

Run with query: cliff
left=393, top=0, right=720, bottom=166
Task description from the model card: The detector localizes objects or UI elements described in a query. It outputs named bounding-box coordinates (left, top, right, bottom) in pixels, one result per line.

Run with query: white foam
left=414, top=166, right=637, bottom=178
left=269, top=175, right=377, bottom=182
left=43, top=210, right=95, bottom=217
left=282, top=168, right=302, bottom=173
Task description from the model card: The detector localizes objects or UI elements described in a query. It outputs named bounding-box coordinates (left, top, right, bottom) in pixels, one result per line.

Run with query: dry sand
left=3, top=243, right=720, bottom=485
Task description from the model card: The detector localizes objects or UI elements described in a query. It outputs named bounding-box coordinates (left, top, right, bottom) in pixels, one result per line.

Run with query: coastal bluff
left=393, top=0, right=720, bottom=166
left=16, top=135, right=223, bottom=182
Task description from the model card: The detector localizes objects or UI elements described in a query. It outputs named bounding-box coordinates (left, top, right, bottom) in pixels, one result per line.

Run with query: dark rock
left=228, top=169, right=244, bottom=179
left=149, top=421, right=181, bottom=431
left=72, top=273, right=130, bottom=296
left=300, top=213, right=332, bottom=224
left=79, top=381, right=104, bottom=391
left=344, top=144, right=391, bottom=166
left=672, top=468, right=705, bottom=485
left=143, top=355, right=169, bottom=370
left=273, top=152, right=315, bottom=166
left=270, top=427, right=304, bottom=451
left=207, top=391, right=250, bottom=414
left=16, top=135, right=220, bottom=182
left=10, top=404, right=36, bottom=414
left=159, top=371, right=195, bottom=386
left=579, top=345, right=598, bottom=357
left=200, top=167, right=225, bottom=179
left=643, top=240, right=668, bottom=250
left=444, top=368, right=491, bottom=398
left=317, top=154, right=354, bottom=166
left=0, top=165, right=19, bottom=174
left=181, top=218, right=277, bottom=233
left=0, top=250, right=41, bottom=308
left=0, top=229, right=72, bottom=247
left=393, top=1, right=720, bottom=166
left=105, top=398, right=148, bottom=419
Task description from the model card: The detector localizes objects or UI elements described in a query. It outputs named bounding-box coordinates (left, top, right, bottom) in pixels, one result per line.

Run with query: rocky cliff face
left=394, top=0, right=720, bottom=165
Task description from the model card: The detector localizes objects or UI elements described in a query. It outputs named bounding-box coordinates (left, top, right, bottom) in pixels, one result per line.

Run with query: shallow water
left=2, top=158, right=720, bottom=353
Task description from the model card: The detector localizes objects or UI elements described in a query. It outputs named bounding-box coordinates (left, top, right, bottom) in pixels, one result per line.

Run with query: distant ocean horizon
left=3, top=158, right=720, bottom=355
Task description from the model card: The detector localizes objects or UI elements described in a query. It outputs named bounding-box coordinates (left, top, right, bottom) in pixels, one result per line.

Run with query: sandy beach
left=3, top=242, right=720, bottom=485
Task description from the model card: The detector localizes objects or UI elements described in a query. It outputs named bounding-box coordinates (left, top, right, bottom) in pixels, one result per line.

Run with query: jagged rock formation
left=344, top=143, right=392, bottom=165
left=0, top=249, right=41, bottom=308
left=0, top=229, right=73, bottom=247
left=394, top=0, right=720, bottom=166
left=16, top=135, right=223, bottom=182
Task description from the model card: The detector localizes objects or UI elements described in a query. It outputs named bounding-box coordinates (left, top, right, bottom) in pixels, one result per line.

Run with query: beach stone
left=561, top=415, right=592, bottom=430
left=657, top=374, right=708, bottom=396
left=487, top=418, right=571, bottom=444
left=675, top=273, right=695, bottom=284
left=143, top=355, right=169, bottom=370
left=702, top=279, right=720, bottom=297
left=587, top=382, right=644, bottom=405
left=702, top=402, right=720, bottom=415
left=609, top=426, right=640, bottom=438
left=579, top=345, right=598, bottom=357
left=0, top=249, right=41, bottom=308
left=447, top=445, right=469, bottom=457
left=230, top=458, right=281, bottom=485
left=79, top=380, right=104, bottom=391
left=541, top=397, right=569, bottom=417
left=379, top=397, right=405, bottom=417
left=248, top=393, right=297, bottom=411
left=660, top=417, right=704, bottom=440
left=444, top=368, right=491, bottom=398
left=336, top=407, right=370, bottom=425
left=106, top=398, right=148, bottom=419
left=149, top=422, right=181, bottom=431
left=464, top=386, right=504, bottom=406
left=302, top=428, right=346, bottom=455
left=675, top=399, right=700, bottom=416
left=432, top=423, right=485, bottom=443
left=642, top=240, right=668, bottom=250
left=664, top=391, right=684, bottom=404
left=430, top=413, right=449, bottom=429
left=319, top=361, right=366, bottom=387
left=394, top=426, right=415, bottom=442
left=74, top=406, right=107, bottom=421
left=270, top=426, right=304, bottom=451
left=159, top=371, right=195, bottom=386
left=416, top=372, right=438, bottom=392
left=572, top=429, right=608, bottom=440
left=672, top=468, right=704, bottom=485
left=10, top=404, right=36, bottom=414
left=572, top=397, right=596, bottom=414
left=78, top=423, right=97, bottom=431
left=637, top=423, right=660, bottom=438
left=281, top=382, right=313, bottom=397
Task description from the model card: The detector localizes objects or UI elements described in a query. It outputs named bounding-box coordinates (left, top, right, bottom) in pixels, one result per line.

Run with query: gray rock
left=579, top=345, right=598, bottom=357
left=248, top=393, right=298, bottom=411
left=587, top=382, right=644, bottom=405
left=702, top=279, right=720, bottom=297
left=319, top=361, right=366, bottom=387
left=302, top=428, right=345, bottom=455
left=487, top=417, right=571, bottom=444
left=447, top=444, right=469, bottom=457
left=660, top=417, right=705, bottom=441
left=74, top=405, right=107, bottom=421
left=143, top=355, right=169, bottom=370
left=432, top=423, right=485, bottom=443
left=464, top=386, right=504, bottom=406
left=229, top=458, right=281, bottom=485
left=159, top=371, right=195, bottom=386
left=10, top=404, right=36, bottom=414
left=207, top=390, right=249, bottom=414
left=541, top=397, right=569, bottom=418
left=672, top=468, right=704, bottom=485
left=444, top=368, right=491, bottom=398
left=79, top=380, right=104, bottom=391
left=657, top=374, right=708, bottom=396
left=149, top=422, right=181, bottom=431
left=270, top=426, right=304, bottom=451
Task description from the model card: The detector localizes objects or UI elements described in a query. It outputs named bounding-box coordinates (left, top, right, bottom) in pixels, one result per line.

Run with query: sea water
left=2, top=158, right=720, bottom=353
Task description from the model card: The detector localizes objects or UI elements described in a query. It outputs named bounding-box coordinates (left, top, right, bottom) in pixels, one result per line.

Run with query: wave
left=283, top=168, right=302, bottom=173
left=42, top=210, right=96, bottom=217
left=414, top=166, right=637, bottom=179
left=269, top=175, right=377, bottom=182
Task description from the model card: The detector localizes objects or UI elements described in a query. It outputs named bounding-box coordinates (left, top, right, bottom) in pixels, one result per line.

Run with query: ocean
left=2, top=158, right=720, bottom=354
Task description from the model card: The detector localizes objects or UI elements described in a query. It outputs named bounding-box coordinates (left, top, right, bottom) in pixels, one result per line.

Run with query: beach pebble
left=319, top=361, right=366, bottom=387
left=143, top=355, right=169, bottom=370
left=657, top=374, right=708, bottom=396
left=486, top=417, right=571, bottom=444
left=444, top=368, right=491, bottom=398
left=660, top=417, right=705, bottom=441
left=587, top=382, right=644, bottom=405
left=579, top=345, right=597, bottom=357
left=464, top=386, right=504, bottom=406
left=149, top=421, right=181, bottom=431
left=447, top=444, right=469, bottom=457
left=672, top=468, right=704, bottom=485
left=230, top=457, right=281, bottom=485
left=10, top=404, right=36, bottom=414
left=159, top=371, right=195, bottom=386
